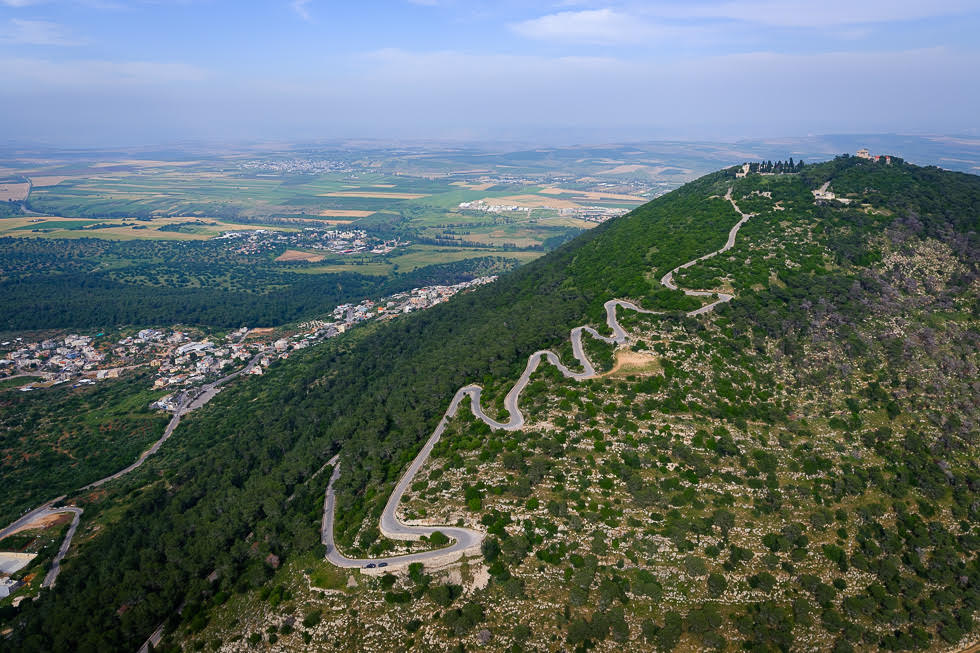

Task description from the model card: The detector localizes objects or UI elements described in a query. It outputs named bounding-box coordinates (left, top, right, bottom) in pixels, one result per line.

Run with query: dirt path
left=601, top=350, right=660, bottom=377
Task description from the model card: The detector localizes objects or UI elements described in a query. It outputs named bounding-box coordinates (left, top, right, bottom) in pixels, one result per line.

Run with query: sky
left=1, top=0, right=978, bottom=146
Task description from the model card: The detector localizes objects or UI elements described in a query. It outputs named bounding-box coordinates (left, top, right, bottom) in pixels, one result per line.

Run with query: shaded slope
left=10, top=158, right=977, bottom=652
left=4, top=167, right=741, bottom=651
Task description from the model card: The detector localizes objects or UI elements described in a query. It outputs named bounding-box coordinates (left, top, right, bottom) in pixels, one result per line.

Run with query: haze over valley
left=1, top=2, right=978, bottom=652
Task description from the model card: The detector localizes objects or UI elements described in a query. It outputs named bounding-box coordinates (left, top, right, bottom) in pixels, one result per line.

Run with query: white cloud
left=291, top=0, right=311, bottom=20
left=666, top=0, right=978, bottom=28
left=510, top=8, right=673, bottom=44
left=0, top=0, right=45, bottom=7
left=0, top=56, right=209, bottom=84
left=0, top=19, right=84, bottom=45
left=512, top=1, right=978, bottom=44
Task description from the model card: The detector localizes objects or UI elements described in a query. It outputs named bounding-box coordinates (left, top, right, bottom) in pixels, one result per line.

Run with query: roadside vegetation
left=3, top=157, right=978, bottom=652
left=0, top=372, right=168, bottom=525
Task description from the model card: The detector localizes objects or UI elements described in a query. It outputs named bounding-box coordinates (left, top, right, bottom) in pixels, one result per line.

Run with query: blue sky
left=1, top=0, right=978, bottom=145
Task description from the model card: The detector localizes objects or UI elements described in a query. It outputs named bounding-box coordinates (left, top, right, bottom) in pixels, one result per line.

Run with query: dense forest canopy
left=0, top=237, right=517, bottom=330
left=3, top=157, right=979, bottom=652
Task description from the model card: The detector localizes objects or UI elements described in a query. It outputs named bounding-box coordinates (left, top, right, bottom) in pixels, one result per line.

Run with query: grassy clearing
left=295, top=246, right=541, bottom=276
left=275, top=249, right=325, bottom=263
left=0, top=216, right=294, bottom=241
left=602, top=349, right=661, bottom=378
left=0, top=376, right=43, bottom=391
left=309, top=559, right=350, bottom=591
left=295, top=262, right=393, bottom=275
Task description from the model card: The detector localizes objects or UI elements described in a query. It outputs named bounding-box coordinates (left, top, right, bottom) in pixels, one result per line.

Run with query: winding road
left=0, top=353, right=264, bottom=593
left=82, top=352, right=263, bottom=491
left=40, top=507, right=82, bottom=589
left=322, top=188, right=755, bottom=569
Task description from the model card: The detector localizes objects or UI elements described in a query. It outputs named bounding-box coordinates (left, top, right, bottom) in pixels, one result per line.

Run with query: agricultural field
left=14, top=136, right=969, bottom=288
left=0, top=144, right=671, bottom=331
left=10, top=157, right=653, bottom=255
left=0, top=182, right=29, bottom=202
left=0, top=214, right=294, bottom=241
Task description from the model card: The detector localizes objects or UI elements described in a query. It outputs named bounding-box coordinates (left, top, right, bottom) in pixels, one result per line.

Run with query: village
left=216, top=227, right=407, bottom=257
left=457, top=199, right=631, bottom=223
left=0, top=275, right=498, bottom=406
left=235, top=157, right=355, bottom=175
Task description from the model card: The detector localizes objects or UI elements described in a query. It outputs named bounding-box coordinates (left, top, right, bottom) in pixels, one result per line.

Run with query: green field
left=0, top=376, right=43, bottom=391
left=18, top=157, right=649, bottom=249
left=0, top=371, right=170, bottom=525
left=0, top=214, right=297, bottom=241
left=295, top=246, right=543, bottom=277
left=0, top=156, right=655, bottom=313
left=0, top=147, right=659, bottom=330
left=26, top=170, right=478, bottom=221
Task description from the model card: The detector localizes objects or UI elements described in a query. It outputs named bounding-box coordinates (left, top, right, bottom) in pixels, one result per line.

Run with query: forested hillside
left=4, top=157, right=978, bottom=652
left=0, top=238, right=516, bottom=329
left=0, top=372, right=168, bottom=526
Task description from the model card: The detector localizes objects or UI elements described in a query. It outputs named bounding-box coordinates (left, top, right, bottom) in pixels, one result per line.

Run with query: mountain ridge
left=5, top=156, right=979, bottom=652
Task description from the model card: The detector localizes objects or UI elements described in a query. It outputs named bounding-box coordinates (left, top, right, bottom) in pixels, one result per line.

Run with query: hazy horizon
left=1, top=0, right=978, bottom=146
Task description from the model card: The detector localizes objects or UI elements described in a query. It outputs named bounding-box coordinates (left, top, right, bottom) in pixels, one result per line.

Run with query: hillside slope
left=4, top=157, right=978, bottom=652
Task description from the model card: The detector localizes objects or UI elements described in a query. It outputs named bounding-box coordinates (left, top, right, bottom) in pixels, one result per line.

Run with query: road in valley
left=322, top=189, right=755, bottom=569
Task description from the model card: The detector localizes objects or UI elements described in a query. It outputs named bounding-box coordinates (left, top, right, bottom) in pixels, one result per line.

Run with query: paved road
left=323, top=456, right=483, bottom=569
left=0, top=353, right=264, bottom=601
left=323, top=189, right=754, bottom=569
left=81, top=353, right=263, bottom=491
left=136, top=624, right=165, bottom=653
left=0, top=503, right=83, bottom=590
left=40, top=507, right=82, bottom=589
left=661, top=186, right=754, bottom=316
left=185, top=352, right=262, bottom=410
left=81, top=413, right=185, bottom=491
left=0, top=497, right=67, bottom=542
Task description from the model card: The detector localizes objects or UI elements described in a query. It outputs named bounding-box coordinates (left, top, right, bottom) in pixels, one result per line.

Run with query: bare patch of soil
left=603, top=350, right=661, bottom=377
left=275, top=249, right=325, bottom=263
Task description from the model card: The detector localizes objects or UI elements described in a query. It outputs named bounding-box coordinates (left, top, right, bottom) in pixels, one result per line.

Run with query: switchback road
left=322, top=189, right=754, bottom=569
